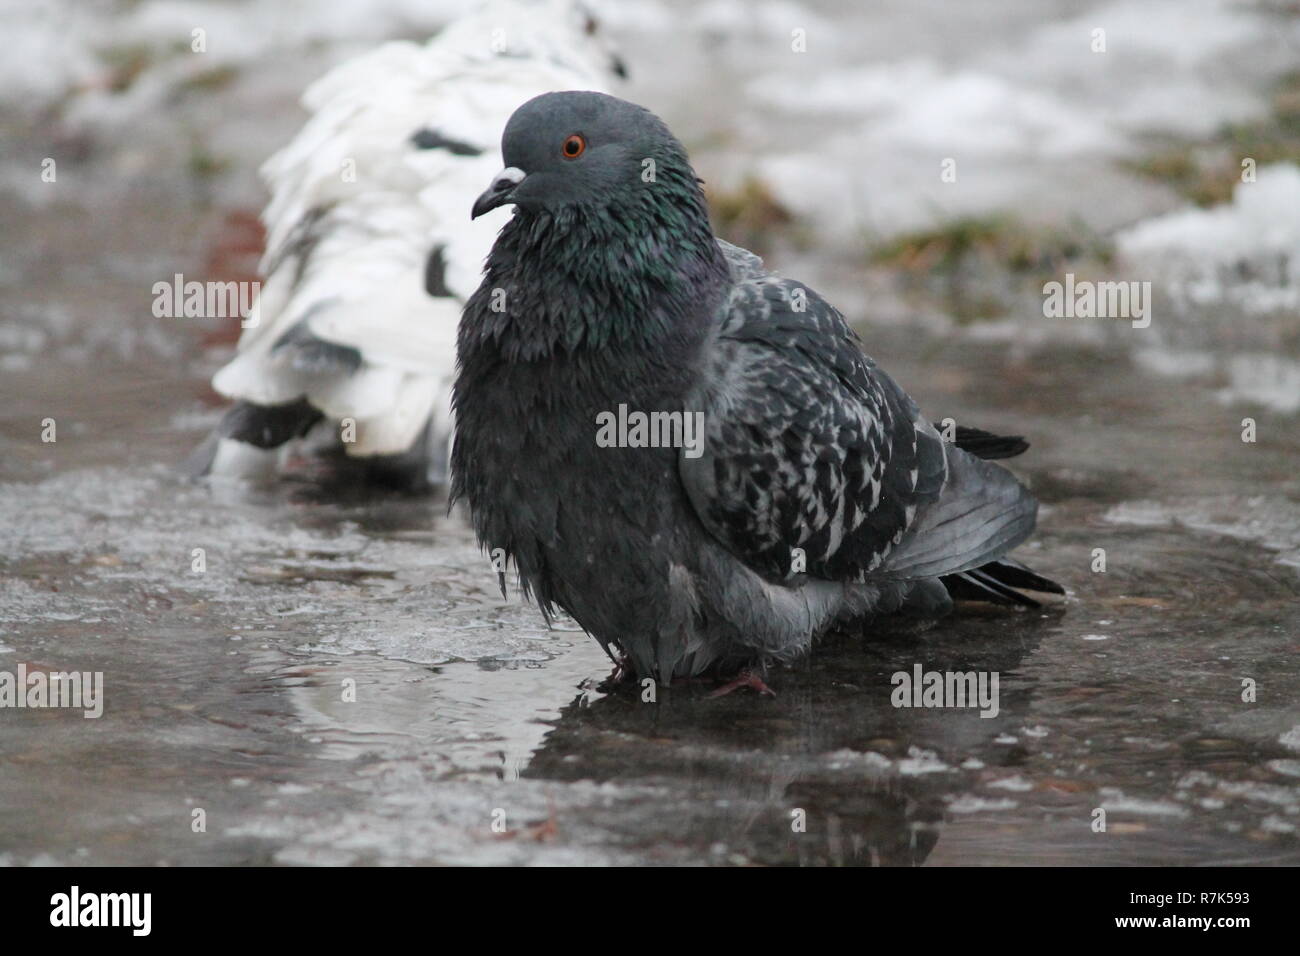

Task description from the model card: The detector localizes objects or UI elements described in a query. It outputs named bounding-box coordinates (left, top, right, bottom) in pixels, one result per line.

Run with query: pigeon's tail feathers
left=184, top=399, right=321, bottom=478
left=973, top=555, right=1065, bottom=595
left=953, top=425, right=1029, bottom=460
left=942, top=556, right=1065, bottom=608
left=881, top=446, right=1037, bottom=580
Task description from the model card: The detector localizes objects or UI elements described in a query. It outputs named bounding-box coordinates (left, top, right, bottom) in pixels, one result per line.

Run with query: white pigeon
left=190, top=0, right=625, bottom=487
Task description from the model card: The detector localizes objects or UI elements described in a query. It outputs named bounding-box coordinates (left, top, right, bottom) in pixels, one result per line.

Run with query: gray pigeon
left=453, top=91, right=1063, bottom=693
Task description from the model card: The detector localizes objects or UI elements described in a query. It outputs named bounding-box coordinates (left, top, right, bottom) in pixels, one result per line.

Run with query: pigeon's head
left=472, top=91, right=691, bottom=220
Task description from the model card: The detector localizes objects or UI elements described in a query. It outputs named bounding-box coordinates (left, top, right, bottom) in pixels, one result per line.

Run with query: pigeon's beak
left=472, top=167, right=526, bottom=219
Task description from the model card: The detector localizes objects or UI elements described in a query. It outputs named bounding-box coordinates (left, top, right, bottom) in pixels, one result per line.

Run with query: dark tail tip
left=942, top=556, right=1065, bottom=608
left=180, top=399, right=322, bottom=478
left=953, top=424, right=1030, bottom=460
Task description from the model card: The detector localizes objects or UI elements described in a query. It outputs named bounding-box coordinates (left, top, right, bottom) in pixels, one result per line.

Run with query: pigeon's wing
left=680, top=264, right=1036, bottom=583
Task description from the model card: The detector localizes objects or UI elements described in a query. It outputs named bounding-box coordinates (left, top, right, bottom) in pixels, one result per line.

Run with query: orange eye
left=562, top=134, right=586, bottom=159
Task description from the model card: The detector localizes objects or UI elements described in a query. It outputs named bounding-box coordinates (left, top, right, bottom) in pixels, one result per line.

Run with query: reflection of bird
left=521, top=618, right=1049, bottom=864
left=188, top=1, right=624, bottom=487
left=453, top=92, right=1063, bottom=691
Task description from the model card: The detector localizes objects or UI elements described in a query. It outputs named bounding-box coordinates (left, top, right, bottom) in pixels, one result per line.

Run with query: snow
left=1118, top=163, right=1300, bottom=307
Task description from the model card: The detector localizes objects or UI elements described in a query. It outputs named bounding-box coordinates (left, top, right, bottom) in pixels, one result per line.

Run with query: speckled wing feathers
left=681, top=246, right=948, bottom=583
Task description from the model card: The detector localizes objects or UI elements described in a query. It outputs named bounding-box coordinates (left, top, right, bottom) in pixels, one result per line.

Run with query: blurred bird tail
left=941, top=556, right=1065, bottom=608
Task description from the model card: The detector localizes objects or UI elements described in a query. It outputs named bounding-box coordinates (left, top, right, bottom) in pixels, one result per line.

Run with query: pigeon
left=452, top=91, right=1063, bottom=692
left=188, top=0, right=625, bottom=487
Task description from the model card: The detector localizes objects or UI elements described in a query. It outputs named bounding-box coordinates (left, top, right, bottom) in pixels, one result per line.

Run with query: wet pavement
left=2, top=319, right=1296, bottom=865
left=0, top=0, right=1297, bottom=865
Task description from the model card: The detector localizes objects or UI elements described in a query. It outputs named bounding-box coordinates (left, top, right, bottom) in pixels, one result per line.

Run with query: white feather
left=210, top=0, right=621, bottom=473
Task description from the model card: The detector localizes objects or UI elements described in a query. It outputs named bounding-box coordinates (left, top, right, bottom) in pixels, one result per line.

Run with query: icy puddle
left=0, top=328, right=1296, bottom=866
left=1, top=0, right=1297, bottom=866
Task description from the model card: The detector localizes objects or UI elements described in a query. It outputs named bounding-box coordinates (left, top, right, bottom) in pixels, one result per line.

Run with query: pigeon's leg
left=708, top=669, right=777, bottom=698
left=600, top=644, right=633, bottom=684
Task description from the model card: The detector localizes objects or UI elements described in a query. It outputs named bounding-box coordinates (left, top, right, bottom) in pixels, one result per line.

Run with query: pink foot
left=606, top=651, right=631, bottom=684
left=708, top=670, right=777, bottom=698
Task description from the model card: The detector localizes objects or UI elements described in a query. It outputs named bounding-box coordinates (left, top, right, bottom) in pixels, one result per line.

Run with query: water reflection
left=522, top=615, right=1052, bottom=865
